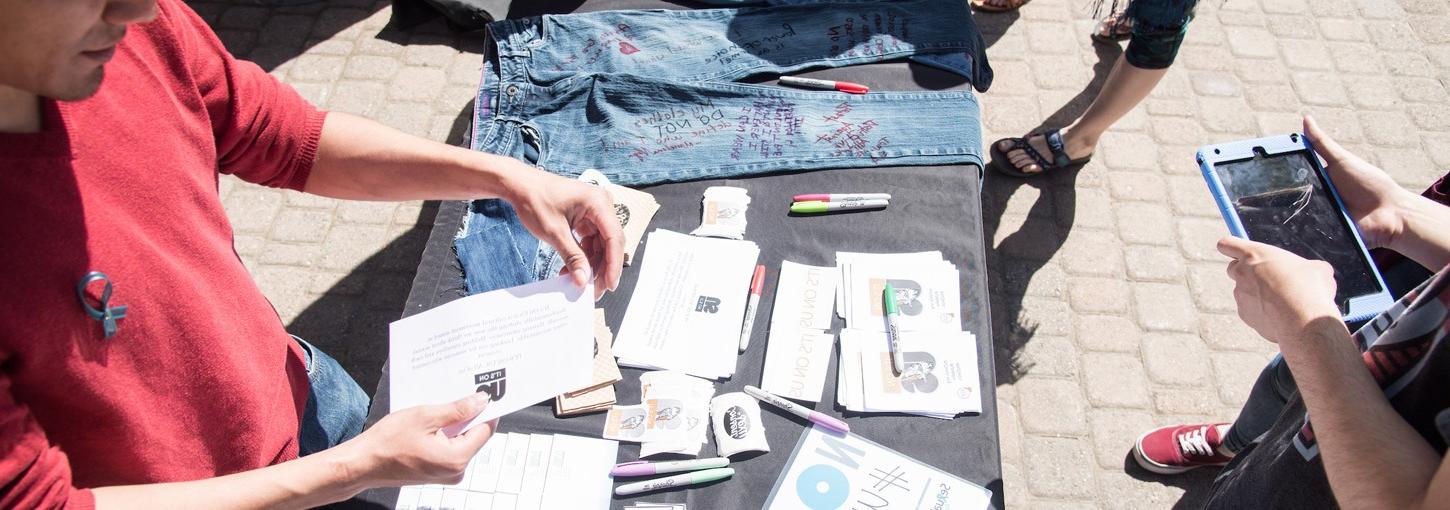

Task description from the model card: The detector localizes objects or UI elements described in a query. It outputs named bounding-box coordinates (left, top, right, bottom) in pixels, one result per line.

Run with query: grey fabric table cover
left=344, top=2, right=1001, bottom=509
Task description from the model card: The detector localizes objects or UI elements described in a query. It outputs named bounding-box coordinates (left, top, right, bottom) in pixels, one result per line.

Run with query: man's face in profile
left=0, top=0, right=157, bottom=101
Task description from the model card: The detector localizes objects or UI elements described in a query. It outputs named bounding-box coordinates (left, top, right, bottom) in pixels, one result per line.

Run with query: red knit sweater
left=0, top=1, right=324, bottom=507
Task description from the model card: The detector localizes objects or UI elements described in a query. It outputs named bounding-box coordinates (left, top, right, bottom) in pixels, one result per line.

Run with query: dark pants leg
left=1220, top=354, right=1298, bottom=453
left=295, top=336, right=371, bottom=456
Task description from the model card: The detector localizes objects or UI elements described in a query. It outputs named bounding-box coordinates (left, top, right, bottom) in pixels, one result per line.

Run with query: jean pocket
left=454, top=211, right=539, bottom=294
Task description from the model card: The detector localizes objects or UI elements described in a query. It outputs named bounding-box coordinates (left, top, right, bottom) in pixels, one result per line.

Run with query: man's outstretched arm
left=304, top=112, right=623, bottom=298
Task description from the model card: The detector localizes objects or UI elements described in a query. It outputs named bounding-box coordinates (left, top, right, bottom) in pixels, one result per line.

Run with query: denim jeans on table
left=295, top=336, right=370, bottom=457
left=457, top=1, right=991, bottom=294
left=691, top=0, right=994, bottom=91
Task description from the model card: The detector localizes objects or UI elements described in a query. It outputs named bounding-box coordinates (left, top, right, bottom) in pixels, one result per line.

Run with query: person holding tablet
left=1130, top=117, right=1450, bottom=508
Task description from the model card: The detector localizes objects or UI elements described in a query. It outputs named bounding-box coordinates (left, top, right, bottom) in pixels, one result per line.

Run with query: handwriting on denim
left=815, top=102, right=889, bottom=162
left=828, top=12, right=909, bottom=59
left=553, top=23, right=639, bottom=70
left=705, top=23, right=797, bottom=65
left=730, top=98, right=803, bottom=161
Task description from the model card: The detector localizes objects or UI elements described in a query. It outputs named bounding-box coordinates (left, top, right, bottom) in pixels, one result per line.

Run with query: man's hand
left=502, top=164, right=624, bottom=300
left=1218, top=236, right=1341, bottom=344
left=342, top=393, right=497, bottom=488
left=1304, top=116, right=1415, bottom=251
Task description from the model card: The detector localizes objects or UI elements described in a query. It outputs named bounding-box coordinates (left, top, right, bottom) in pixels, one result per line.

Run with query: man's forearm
left=1279, top=317, right=1442, bottom=510
left=304, top=112, right=526, bottom=202
left=90, top=441, right=370, bottom=510
left=1393, top=195, right=1450, bottom=271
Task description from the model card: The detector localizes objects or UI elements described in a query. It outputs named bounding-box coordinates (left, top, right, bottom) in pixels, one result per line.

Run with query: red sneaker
left=1133, top=423, right=1234, bottom=474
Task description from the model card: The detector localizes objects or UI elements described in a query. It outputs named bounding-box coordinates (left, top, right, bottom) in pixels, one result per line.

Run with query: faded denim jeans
left=458, top=1, right=991, bottom=294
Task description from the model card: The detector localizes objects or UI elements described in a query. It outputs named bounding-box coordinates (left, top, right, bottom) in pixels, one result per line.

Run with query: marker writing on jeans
left=778, top=76, right=870, bottom=94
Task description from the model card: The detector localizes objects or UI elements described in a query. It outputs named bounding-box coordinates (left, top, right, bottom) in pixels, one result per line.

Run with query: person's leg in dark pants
left=1217, top=354, right=1296, bottom=453
left=1133, top=354, right=1296, bottom=474
left=295, top=336, right=371, bottom=456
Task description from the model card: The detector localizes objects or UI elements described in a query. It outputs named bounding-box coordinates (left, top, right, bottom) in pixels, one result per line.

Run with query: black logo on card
left=614, top=203, right=631, bottom=227
left=723, top=406, right=751, bottom=439
left=695, top=296, right=721, bottom=313
left=887, top=279, right=924, bottom=316
left=474, top=369, right=507, bottom=401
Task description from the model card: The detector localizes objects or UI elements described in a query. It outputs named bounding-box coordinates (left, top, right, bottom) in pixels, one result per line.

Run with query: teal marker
left=790, top=199, right=888, bottom=214
left=884, top=283, right=905, bottom=375
left=613, top=467, right=735, bottom=495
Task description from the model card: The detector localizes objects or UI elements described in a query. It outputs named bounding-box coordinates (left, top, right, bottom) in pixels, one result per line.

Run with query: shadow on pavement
left=982, top=41, right=1121, bottom=384
left=286, top=101, right=475, bottom=393
left=1121, top=450, right=1222, bottom=509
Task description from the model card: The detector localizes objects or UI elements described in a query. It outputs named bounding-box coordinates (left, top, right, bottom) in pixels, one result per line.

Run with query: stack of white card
left=639, top=371, right=715, bottom=457
left=627, top=504, right=686, bottom=510
left=836, top=328, right=983, bottom=419
left=600, top=371, right=715, bottom=457
left=760, top=261, right=839, bottom=403
left=614, top=229, right=761, bottom=379
left=690, top=186, right=750, bottom=240
left=831, top=251, right=981, bottom=419
left=835, top=251, right=963, bottom=332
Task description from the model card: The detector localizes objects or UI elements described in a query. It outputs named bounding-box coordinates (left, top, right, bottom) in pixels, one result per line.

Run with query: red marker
left=739, top=265, right=767, bottom=352
left=778, top=76, right=870, bottom=94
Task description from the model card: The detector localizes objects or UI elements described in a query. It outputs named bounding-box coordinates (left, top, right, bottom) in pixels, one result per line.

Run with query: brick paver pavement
left=187, top=0, right=1449, bottom=507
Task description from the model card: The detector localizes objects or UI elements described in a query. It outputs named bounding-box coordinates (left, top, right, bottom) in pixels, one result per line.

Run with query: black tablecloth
left=344, top=2, right=1001, bottom=509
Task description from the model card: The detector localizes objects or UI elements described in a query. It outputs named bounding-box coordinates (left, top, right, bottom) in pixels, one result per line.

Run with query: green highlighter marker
left=884, top=283, right=905, bottom=375
left=614, top=467, right=735, bottom=496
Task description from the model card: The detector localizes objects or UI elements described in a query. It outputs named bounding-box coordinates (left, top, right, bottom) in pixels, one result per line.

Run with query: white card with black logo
left=614, top=229, right=760, bottom=379
left=389, top=276, right=594, bottom=435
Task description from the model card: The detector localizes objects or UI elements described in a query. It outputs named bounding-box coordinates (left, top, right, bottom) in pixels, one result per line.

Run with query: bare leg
left=1000, top=55, right=1169, bottom=174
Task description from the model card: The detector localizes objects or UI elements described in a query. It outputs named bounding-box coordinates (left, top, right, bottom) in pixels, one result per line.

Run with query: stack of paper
left=614, top=229, right=761, bottom=379
left=690, top=186, right=750, bottom=240
left=836, top=329, right=983, bottom=418
left=395, top=433, right=618, bottom=510
left=601, top=371, right=716, bottom=457
left=638, top=371, right=715, bottom=457
left=835, top=251, right=963, bottom=332
left=627, top=504, right=686, bottom=510
left=760, top=261, right=839, bottom=403
left=556, top=309, right=623, bottom=416
left=830, top=252, right=980, bottom=419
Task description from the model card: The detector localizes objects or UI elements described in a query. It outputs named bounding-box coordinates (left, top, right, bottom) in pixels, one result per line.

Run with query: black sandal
left=989, top=129, right=1093, bottom=178
left=1091, top=12, right=1133, bottom=44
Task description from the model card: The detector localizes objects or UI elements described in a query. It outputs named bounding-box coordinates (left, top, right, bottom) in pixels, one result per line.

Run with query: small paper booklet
left=613, top=229, right=760, bottom=379
left=395, top=433, right=619, bottom=510
left=765, top=426, right=992, bottom=510
left=389, top=276, right=594, bottom=434
left=831, top=252, right=981, bottom=419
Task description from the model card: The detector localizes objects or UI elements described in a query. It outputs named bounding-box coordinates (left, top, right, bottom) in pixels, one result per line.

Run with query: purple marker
left=611, top=457, right=730, bottom=477
left=743, top=385, right=851, bottom=435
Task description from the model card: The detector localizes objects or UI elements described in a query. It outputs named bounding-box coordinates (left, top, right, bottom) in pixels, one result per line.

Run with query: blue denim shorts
left=295, top=336, right=370, bottom=457
left=456, top=1, right=992, bottom=295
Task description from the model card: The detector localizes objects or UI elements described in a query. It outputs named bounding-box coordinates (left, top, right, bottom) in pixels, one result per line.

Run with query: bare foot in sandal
left=990, top=128, right=1096, bottom=177
left=1092, top=11, right=1133, bottom=43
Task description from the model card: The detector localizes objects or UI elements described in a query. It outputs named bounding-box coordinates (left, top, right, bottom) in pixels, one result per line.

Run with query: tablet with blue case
left=1197, top=133, right=1393, bottom=323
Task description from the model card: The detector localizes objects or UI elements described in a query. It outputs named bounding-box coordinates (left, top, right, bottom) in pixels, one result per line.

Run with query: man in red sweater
left=0, top=0, right=623, bottom=508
